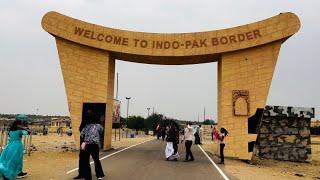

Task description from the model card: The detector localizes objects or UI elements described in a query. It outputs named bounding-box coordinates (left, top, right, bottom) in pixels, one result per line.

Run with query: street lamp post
left=147, top=107, right=150, bottom=117
left=126, top=97, right=131, bottom=138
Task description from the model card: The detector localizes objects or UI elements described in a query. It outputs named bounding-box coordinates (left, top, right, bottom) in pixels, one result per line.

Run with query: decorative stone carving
left=232, top=90, right=249, bottom=116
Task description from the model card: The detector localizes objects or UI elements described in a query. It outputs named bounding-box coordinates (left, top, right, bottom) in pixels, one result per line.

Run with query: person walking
left=73, top=109, right=93, bottom=179
left=194, top=125, right=200, bottom=145
left=211, top=125, right=214, bottom=141
left=80, top=116, right=105, bottom=180
left=199, top=125, right=203, bottom=144
left=161, top=126, right=166, bottom=141
left=182, top=123, right=195, bottom=162
left=155, top=124, right=161, bottom=140
left=172, top=123, right=180, bottom=156
left=214, top=127, right=228, bottom=164
left=0, top=115, right=31, bottom=180
left=165, top=125, right=175, bottom=160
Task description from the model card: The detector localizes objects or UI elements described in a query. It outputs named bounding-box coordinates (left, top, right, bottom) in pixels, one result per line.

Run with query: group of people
left=157, top=123, right=228, bottom=165
left=0, top=112, right=228, bottom=179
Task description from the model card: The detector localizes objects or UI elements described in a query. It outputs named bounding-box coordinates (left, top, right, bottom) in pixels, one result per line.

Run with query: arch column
left=217, top=41, right=281, bottom=159
left=55, top=37, right=114, bottom=150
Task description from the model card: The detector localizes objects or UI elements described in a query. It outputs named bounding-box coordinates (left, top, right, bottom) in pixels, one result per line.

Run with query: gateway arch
left=42, top=11, right=300, bottom=160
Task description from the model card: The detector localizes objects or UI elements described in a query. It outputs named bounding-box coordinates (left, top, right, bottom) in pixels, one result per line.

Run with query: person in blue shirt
left=0, top=115, right=31, bottom=179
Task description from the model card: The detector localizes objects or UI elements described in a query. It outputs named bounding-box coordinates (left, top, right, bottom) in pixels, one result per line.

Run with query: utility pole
left=147, top=107, right=150, bottom=117
left=197, top=112, right=199, bottom=122
left=116, top=72, right=119, bottom=100
left=115, top=73, right=119, bottom=141
left=126, top=97, right=131, bottom=138
left=204, top=106, right=206, bottom=122
left=152, top=107, right=155, bottom=115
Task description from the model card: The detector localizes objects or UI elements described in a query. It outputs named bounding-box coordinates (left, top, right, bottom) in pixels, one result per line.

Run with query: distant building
left=49, top=118, right=71, bottom=133
left=311, top=118, right=320, bottom=127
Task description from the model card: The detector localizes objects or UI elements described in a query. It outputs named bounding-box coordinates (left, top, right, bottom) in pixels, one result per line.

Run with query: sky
left=0, top=1, right=319, bottom=121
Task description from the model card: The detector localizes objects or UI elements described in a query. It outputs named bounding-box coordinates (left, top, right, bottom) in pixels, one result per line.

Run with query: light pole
left=126, top=97, right=131, bottom=138
left=147, top=107, right=150, bottom=117
left=204, top=106, right=206, bottom=122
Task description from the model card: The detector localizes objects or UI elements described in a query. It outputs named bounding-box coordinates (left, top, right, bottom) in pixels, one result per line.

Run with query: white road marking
left=66, top=139, right=154, bottom=174
left=198, top=145, right=230, bottom=180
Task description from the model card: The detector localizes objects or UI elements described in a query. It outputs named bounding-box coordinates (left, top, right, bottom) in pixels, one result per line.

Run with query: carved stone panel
left=232, top=90, right=250, bottom=116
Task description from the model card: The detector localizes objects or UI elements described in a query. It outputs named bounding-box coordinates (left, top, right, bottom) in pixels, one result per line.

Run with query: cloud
left=0, top=1, right=319, bottom=119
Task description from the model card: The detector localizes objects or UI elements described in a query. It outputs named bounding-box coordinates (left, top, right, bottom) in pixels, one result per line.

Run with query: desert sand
left=19, top=129, right=320, bottom=180
left=201, top=136, right=320, bottom=180
left=23, top=131, right=153, bottom=180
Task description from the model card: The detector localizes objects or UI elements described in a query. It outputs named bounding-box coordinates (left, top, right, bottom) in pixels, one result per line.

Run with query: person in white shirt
left=181, top=123, right=195, bottom=162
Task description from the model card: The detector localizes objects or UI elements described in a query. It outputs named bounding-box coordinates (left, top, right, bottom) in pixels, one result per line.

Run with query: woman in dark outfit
left=73, top=110, right=93, bottom=179
left=172, top=123, right=180, bottom=155
left=81, top=116, right=105, bottom=180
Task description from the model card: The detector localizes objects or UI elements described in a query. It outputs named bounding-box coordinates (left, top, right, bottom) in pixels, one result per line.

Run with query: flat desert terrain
left=17, top=129, right=320, bottom=180
left=23, top=131, right=153, bottom=180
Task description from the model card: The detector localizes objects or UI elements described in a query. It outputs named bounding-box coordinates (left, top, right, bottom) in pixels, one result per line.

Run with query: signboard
left=112, top=100, right=121, bottom=123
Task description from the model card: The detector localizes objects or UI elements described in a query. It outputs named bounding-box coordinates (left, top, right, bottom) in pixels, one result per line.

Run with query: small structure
left=49, top=118, right=71, bottom=134
left=311, top=118, right=320, bottom=127
left=254, top=106, right=314, bottom=162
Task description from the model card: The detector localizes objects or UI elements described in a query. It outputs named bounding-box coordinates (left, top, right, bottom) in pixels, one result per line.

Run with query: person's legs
left=74, top=140, right=85, bottom=179
left=185, top=140, right=194, bottom=161
left=194, top=133, right=199, bottom=144
left=173, top=143, right=178, bottom=155
left=89, top=144, right=105, bottom=178
left=188, top=141, right=194, bottom=161
left=82, top=146, right=92, bottom=180
left=79, top=149, right=86, bottom=175
left=220, top=144, right=225, bottom=164
left=185, top=141, right=190, bottom=160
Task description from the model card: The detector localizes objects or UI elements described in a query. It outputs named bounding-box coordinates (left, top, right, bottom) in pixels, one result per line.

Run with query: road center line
left=66, top=139, right=154, bottom=174
left=198, top=145, right=230, bottom=180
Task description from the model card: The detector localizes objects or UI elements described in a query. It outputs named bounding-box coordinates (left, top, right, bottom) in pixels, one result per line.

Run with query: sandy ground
left=18, top=129, right=320, bottom=180
left=201, top=136, right=320, bottom=180
left=23, top=131, right=154, bottom=180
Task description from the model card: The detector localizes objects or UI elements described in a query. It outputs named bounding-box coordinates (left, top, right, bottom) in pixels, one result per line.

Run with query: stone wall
left=254, top=106, right=314, bottom=162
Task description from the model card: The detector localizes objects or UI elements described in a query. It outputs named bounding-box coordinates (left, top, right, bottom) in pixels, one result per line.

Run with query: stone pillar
left=55, top=37, right=114, bottom=150
left=217, top=41, right=282, bottom=160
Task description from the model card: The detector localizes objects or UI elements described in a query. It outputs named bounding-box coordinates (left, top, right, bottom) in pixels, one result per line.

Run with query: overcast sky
left=0, top=1, right=319, bottom=121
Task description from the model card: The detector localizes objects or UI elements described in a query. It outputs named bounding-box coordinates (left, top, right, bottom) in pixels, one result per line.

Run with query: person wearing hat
left=0, top=114, right=31, bottom=179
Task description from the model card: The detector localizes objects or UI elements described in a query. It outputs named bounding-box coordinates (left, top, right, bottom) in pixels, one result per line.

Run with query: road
left=67, top=139, right=229, bottom=180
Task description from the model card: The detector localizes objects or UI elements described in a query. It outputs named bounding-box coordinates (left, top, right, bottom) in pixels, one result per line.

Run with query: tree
left=145, top=113, right=164, bottom=131
left=203, top=119, right=216, bottom=125
left=127, top=116, right=146, bottom=131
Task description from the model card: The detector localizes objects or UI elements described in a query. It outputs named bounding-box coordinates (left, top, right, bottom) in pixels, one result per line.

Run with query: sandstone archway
left=42, top=11, right=300, bottom=160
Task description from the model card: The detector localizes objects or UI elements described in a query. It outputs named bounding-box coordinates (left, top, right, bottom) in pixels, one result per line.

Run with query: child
left=0, top=115, right=31, bottom=180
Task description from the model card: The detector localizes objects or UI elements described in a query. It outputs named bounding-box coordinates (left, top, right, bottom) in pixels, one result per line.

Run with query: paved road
left=67, top=139, right=227, bottom=180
